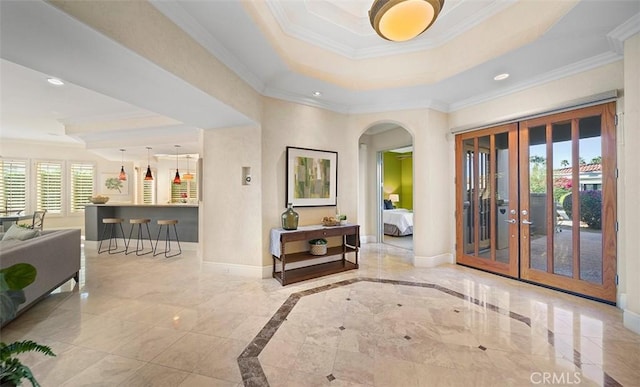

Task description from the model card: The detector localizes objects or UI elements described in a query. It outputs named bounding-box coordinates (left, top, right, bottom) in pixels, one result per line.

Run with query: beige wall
left=622, top=33, right=640, bottom=333
left=201, top=125, right=263, bottom=269
left=50, top=0, right=262, bottom=124
left=260, top=97, right=355, bottom=266
left=449, top=61, right=624, bottom=130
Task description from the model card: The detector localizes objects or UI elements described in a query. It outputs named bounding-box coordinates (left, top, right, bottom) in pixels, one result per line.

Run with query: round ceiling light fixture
left=369, top=0, right=444, bottom=42
left=494, top=73, right=510, bottom=81
left=312, top=91, right=322, bottom=97
left=47, top=77, right=64, bottom=86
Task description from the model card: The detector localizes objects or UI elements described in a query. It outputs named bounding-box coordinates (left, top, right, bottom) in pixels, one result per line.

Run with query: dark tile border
left=237, top=277, right=621, bottom=386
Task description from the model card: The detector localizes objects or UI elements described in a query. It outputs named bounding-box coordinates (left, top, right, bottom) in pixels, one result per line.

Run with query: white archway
left=357, top=122, right=414, bottom=247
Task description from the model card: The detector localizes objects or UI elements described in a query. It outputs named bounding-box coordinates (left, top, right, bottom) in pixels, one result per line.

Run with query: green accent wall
left=401, top=156, right=413, bottom=210
left=383, top=151, right=413, bottom=210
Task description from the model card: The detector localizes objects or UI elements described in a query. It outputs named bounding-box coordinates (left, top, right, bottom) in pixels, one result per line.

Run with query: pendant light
left=118, top=149, right=127, bottom=181
left=173, top=145, right=181, bottom=185
left=144, top=147, right=153, bottom=181
left=183, top=155, right=194, bottom=181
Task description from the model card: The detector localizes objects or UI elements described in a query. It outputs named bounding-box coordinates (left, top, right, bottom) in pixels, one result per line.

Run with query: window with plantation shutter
left=0, top=159, right=27, bottom=215
left=36, top=161, right=63, bottom=214
left=70, top=163, right=94, bottom=213
left=170, top=174, right=197, bottom=203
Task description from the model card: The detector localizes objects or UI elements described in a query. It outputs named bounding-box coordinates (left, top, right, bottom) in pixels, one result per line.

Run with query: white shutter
left=143, top=178, right=155, bottom=204
left=36, top=161, right=63, bottom=214
left=170, top=173, right=197, bottom=203
left=70, top=163, right=94, bottom=213
left=0, top=159, right=27, bottom=214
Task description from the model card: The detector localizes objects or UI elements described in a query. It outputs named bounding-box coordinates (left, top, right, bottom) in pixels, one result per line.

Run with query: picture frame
left=99, top=173, right=129, bottom=196
left=286, top=146, right=338, bottom=207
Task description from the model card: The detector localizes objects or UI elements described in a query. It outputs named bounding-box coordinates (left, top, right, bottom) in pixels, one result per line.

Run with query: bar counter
left=85, top=204, right=198, bottom=242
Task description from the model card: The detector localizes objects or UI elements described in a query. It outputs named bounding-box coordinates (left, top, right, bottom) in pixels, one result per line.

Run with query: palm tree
left=560, top=160, right=569, bottom=167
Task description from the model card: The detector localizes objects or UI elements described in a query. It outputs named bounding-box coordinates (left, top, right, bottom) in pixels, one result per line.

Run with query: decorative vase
left=281, top=203, right=299, bottom=230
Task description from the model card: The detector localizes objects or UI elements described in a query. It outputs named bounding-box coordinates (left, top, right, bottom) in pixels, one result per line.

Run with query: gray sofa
left=0, top=229, right=81, bottom=321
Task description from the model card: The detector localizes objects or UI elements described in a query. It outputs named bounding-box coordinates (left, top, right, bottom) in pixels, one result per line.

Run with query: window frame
left=0, top=158, right=29, bottom=215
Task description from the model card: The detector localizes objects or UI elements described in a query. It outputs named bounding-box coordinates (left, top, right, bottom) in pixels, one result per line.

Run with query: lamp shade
left=144, top=147, right=153, bottom=180
left=369, top=0, right=444, bottom=41
left=173, top=145, right=182, bottom=185
left=389, top=194, right=400, bottom=203
left=118, top=149, right=127, bottom=181
left=118, top=166, right=127, bottom=181
left=144, top=166, right=153, bottom=181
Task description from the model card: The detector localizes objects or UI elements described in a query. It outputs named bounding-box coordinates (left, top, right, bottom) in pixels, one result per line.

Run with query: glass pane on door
left=477, top=135, right=491, bottom=259
left=552, top=121, right=573, bottom=277
left=494, top=132, right=511, bottom=264
left=528, top=125, right=548, bottom=272
left=462, top=138, right=475, bottom=256
left=578, top=116, right=603, bottom=284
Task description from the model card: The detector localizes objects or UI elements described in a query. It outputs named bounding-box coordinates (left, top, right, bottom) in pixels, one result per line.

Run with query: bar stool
left=98, top=218, right=126, bottom=254
left=126, top=218, right=153, bottom=256
left=154, top=219, right=182, bottom=258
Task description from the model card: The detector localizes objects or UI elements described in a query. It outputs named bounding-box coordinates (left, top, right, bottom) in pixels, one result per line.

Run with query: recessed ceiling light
left=47, top=77, right=64, bottom=86
left=312, top=91, right=322, bottom=97
left=494, top=73, right=510, bottom=81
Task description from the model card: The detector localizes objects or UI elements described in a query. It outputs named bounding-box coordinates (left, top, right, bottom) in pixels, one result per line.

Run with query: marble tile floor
left=1, top=242, right=639, bottom=386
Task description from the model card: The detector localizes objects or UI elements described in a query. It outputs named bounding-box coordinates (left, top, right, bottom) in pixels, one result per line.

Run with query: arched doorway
left=358, top=123, right=414, bottom=250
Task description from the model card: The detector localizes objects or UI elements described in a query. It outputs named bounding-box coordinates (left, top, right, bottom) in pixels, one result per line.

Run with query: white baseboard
left=361, top=235, right=377, bottom=243
left=618, top=293, right=627, bottom=310
left=202, top=261, right=271, bottom=278
left=413, top=252, right=454, bottom=267
left=623, top=307, right=640, bottom=335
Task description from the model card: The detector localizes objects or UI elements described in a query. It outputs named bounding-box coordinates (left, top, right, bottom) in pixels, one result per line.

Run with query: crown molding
left=607, top=12, right=640, bottom=54
left=266, top=0, right=517, bottom=60
left=262, top=86, right=349, bottom=113
left=150, top=0, right=265, bottom=94
left=449, top=51, right=622, bottom=112
left=347, top=98, right=449, bottom=115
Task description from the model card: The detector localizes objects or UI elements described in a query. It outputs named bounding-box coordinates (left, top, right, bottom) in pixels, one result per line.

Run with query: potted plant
left=1, top=341, right=55, bottom=387
left=0, top=263, right=56, bottom=387
left=309, top=238, right=328, bottom=255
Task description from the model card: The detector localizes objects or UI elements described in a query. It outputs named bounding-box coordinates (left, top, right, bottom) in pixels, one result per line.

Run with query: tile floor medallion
left=239, top=278, right=627, bottom=387
left=1, top=243, right=638, bottom=386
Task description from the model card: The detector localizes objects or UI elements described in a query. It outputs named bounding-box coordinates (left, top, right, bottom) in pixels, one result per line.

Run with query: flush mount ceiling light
left=494, top=73, right=510, bottom=81
left=312, top=91, right=322, bottom=97
left=369, top=0, right=444, bottom=42
left=47, top=77, right=64, bottom=86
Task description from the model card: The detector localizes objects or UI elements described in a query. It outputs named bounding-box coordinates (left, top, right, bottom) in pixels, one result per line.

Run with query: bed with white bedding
left=383, top=209, right=413, bottom=236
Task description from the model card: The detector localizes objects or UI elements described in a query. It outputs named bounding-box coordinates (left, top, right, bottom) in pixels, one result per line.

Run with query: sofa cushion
left=1, top=224, right=39, bottom=241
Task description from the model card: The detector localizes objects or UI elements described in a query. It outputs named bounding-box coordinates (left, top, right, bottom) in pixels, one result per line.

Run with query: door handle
left=504, top=219, right=516, bottom=224
left=522, top=220, right=533, bottom=225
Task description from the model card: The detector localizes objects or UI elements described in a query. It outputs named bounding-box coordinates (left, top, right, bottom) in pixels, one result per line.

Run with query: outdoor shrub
left=562, top=190, right=602, bottom=229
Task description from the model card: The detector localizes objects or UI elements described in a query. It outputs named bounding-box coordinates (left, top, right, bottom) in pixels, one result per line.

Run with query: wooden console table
left=270, top=224, right=360, bottom=286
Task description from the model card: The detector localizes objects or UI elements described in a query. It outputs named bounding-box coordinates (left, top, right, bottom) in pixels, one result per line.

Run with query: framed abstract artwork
left=286, top=146, right=337, bottom=207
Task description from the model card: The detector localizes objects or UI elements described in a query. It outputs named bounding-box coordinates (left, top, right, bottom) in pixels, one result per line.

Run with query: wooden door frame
left=519, top=102, right=617, bottom=302
left=455, top=123, right=519, bottom=278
